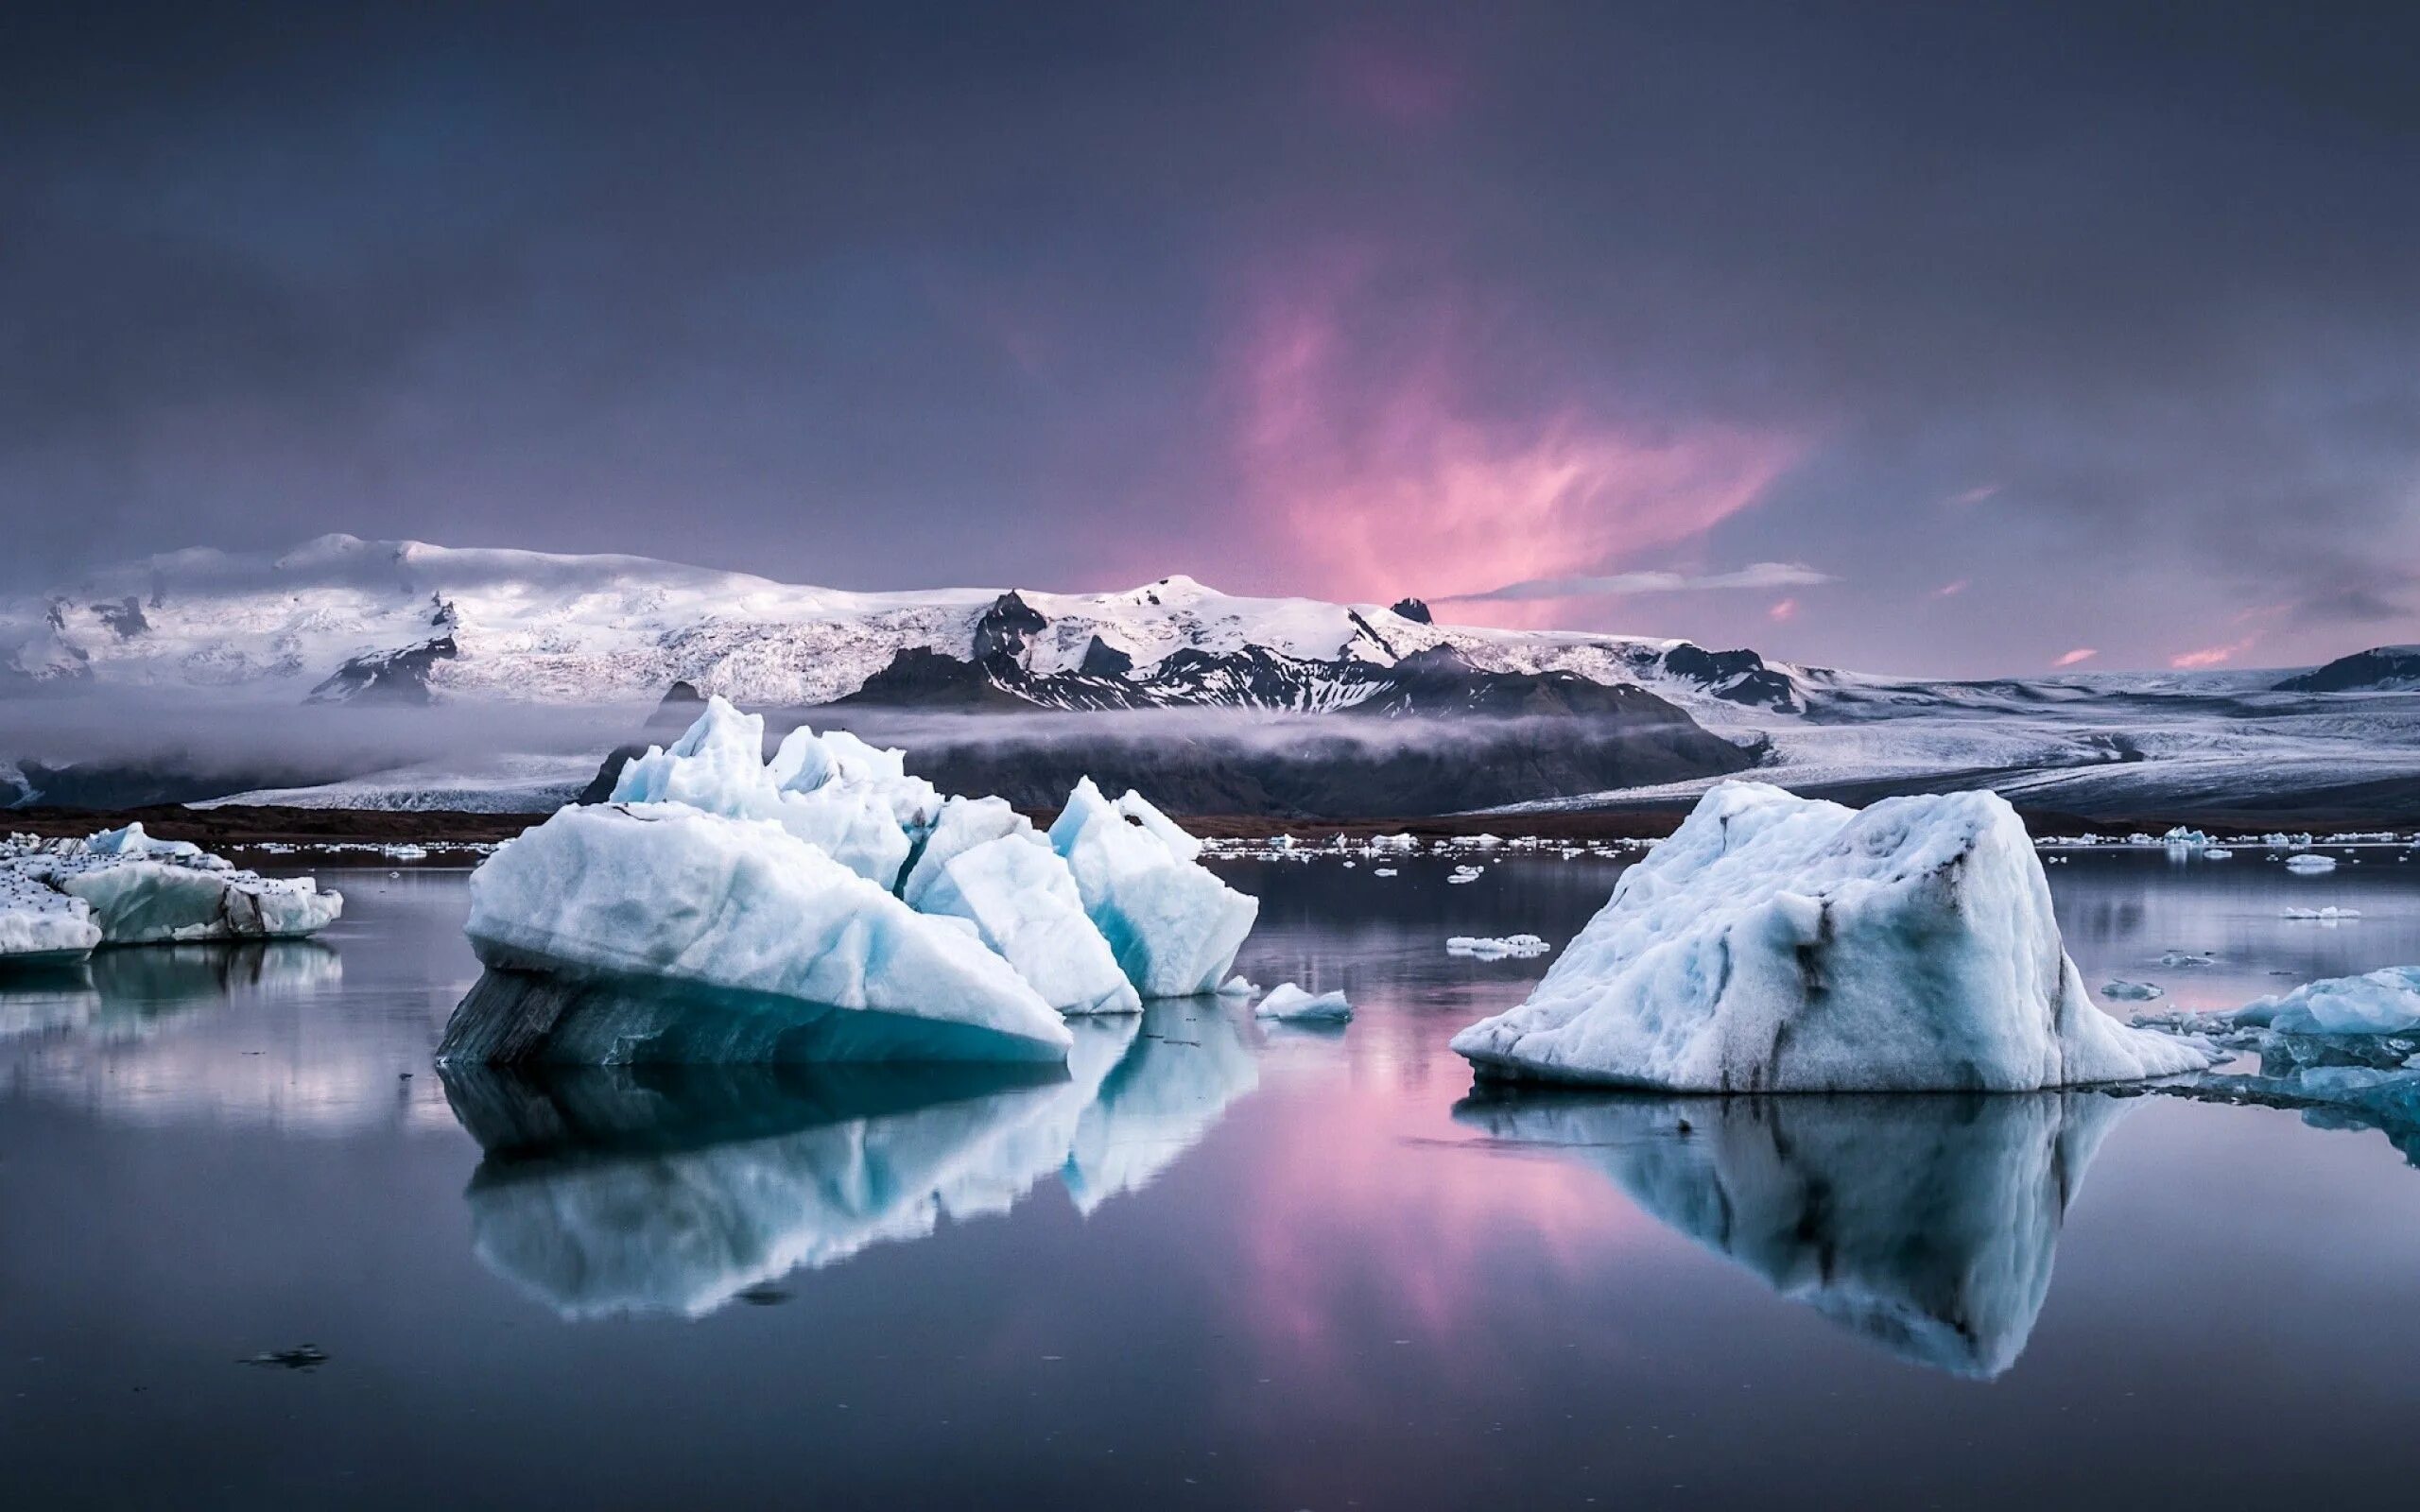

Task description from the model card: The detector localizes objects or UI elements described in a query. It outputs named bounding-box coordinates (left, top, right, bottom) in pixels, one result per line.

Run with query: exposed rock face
left=2275, top=645, right=2420, bottom=693
left=307, top=635, right=459, bottom=704
left=1659, top=644, right=1799, bottom=712
left=1390, top=597, right=1433, bottom=625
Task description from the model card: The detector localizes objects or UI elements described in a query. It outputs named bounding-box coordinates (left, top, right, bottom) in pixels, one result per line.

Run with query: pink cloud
left=2171, top=637, right=2258, bottom=669
left=1947, top=483, right=2001, bottom=507
left=1767, top=597, right=1798, bottom=622
left=2053, top=646, right=2098, bottom=667
left=1228, top=265, right=1805, bottom=627
left=1935, top=578, right=1969, bottom=597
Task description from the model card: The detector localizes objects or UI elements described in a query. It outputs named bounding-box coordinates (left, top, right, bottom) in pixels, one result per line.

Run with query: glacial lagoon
left=5, top=850, right=2420, bottom=1506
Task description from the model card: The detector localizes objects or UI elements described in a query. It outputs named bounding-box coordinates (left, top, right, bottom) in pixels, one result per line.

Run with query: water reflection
left=1455, top=1090, right=2129, bottom=1378
left=0, top=941, right=342, bottom=1041
left=2168, top=1032, right=2420, bottom=1165
left=442, top=992, right=1258, bottom=1318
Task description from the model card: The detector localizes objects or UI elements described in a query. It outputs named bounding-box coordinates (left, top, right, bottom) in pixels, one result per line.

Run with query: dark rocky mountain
left=2274, top=646, right=2420, bottom=694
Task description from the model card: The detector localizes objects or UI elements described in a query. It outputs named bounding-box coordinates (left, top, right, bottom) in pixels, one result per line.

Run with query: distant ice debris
left=2100, top=980, right=2166, bottom=1002
left=1446, top=865, right=1484, bottom=885
left=2231, top=967, right=2420, bottom=1036
left=3, top=824, right=340, bottom=955
left=1217, top=975, right=1258, bottom=996
left=2284, top=853, right=2339, bottom=874
left=1447, top=934, right=1552, bottom=960
left=2282, top=906, right=2360, bottom=921
left=1450, top=782, right=2214, bottom=1091
left=2202, top=847, right=2235, bottom=860
left=445, top=696, right=1253, bottom=1065
left=1253, top=983, right=1353, bottom=1022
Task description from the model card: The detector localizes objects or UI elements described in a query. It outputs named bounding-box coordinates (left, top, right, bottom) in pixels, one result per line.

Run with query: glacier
left=444, top=697, right=1252, bottom=1064
left=3, top=824, right=341, bottom=952
left=1450, top=783, right=2213, bottom=1091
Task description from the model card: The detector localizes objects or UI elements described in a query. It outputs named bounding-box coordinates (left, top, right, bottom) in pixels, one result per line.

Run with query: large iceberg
left=1451, top=783, right=2212, bottom=1091
left=1049, top=779, right=1258, bottom=997
left=1456, top=1090, right=2127, bottom=1377
left=453, top=804, right=1072, bottom=1065
left=3, top=825, right=340, bottom=953
left=448, top=697, right=1253, bottom=1064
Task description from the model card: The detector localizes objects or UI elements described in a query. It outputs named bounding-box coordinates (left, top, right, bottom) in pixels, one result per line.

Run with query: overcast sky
left=6, top=1, right=2417, bottom=675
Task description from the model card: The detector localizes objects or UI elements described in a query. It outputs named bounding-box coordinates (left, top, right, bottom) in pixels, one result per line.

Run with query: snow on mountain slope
left=0, top=534, right=1798, bottom=714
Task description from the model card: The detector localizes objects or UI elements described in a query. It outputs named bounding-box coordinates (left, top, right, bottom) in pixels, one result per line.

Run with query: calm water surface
left=6, top=849, right=2420, bottom=1508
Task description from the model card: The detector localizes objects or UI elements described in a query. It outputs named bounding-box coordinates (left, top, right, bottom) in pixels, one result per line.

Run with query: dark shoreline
left=8, top=799, right=2411, bottom=862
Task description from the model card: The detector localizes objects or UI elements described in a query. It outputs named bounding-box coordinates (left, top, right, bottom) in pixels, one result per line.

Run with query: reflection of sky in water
left=5, top=854, right=2420, bottom=1506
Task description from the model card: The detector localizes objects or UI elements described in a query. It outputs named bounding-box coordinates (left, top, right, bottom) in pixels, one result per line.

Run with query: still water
left=5, top=850, right=2420, bottom=1508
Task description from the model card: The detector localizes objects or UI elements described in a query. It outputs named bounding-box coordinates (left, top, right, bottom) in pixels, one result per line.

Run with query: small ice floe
left=2284, top=853, right=2339, bottom=874
left=2232, top=966, right=2420, bottom=1035
left=1450, top=783, right=2213, bottom=1091
left=2157, top=951, right=2219, bottom=969
left=1446, top=934, right=1552, bottom=961
left=4, top=824, right=341, bottom=954
left=1373, top=868, right=1397, bottom=877
left=1217, top=974, right=1258, bottom=997
left=1253, top=983, right=1353, bottom=1022
left=2282, top=906, right=2360, bottom=921
left=1446, top=865, right=1485, bottom=885
left=2202, top=847, right=2235, bottom=860
left=2100, top=980, right=2166, bottom=1002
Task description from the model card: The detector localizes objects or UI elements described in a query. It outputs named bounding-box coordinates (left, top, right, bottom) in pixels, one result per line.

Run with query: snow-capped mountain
left=0, top=534, right=1803, bottom=716
left=9, top=535, right=2419, bottom=823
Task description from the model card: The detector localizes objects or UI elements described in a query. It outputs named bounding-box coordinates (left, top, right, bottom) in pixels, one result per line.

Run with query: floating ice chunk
left=2101, top=980, right=2165, bottom=1002
left=1447, top=934, right=1552, bottom=960
left=1450, top=783, right=2214, bottom=1091
left=1373, top=868, right=1398, bottom=877
left=1446, top=865, right=1484, bottom=885
left=450, top=802, right=1071, bottom=1064
left=1217, top=975, right=1258, bottom=996
left=2156, top=951, right=2218, bottom=969
left=2202, top=847, right=2235, bottom=860
left=1, top=868, right=101, bottom=963
left=2282, top=905, right=2360, bottom=921
left=2161, top=827, right=2212, bottom=849
left=4, top=828, right=341, bottom=948
left=2283, top=853, right=2338, bottom=874
left=1455, top=1091, right=2129, bottom=1378
left=1253, top=982, right=1353, bottom=1022
left=912, top=833, right=1139, bottom=1016
left=1048, top=779, right=1257, bottom=997
left=2231, top=967, right=2420, bottom=1035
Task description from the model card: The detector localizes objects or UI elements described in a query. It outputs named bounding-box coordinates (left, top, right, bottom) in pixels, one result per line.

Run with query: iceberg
left=2231, top=967, right=2420, bottom=1035
left=2284, top=853, right=2339, bottom=874
left=910, top=831, right=1140, bottom=1016
left=3, top=825, right=341, bottom=949
left=1253, top=982, right=1353, bottom=1022
left=451, top=805, right=1072, bottom=1064
left=1049, top=779, right=1258, bottom=997
left=1451, top=783, right=2213, bottom=1091
left=3, top=867, right=102, bottom=964
left=458, top=697, right=1253, bottom=1062
left=1455, top=1090, right=2129, bottom=1378
left=1447, top=933, right=1552, bottom=960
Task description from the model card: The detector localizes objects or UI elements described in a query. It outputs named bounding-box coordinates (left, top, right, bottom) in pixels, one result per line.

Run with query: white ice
left=460, top=801, right=1072, bottom=1063
left=1, top=866, right=101, bottom=962
left=1049, top=779, right=1258, bottom=997
left=1450, top=782, right=2214, bottom=1091
left=911, top=830, right=1141, bottom=1016
left=4, top=825, right=341, bottom=948
left=1253, top=983, right=1353, bottom=1022
left=2232, top=966, right=2420, bottom=1035
left=2284, top=853, right=2339, bottom=874
left=1448, top=934, right=1552, bottom=960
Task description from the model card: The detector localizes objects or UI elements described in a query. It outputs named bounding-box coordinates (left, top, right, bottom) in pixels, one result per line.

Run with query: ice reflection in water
left=1456, top=1090, right=2129, bottom=1378
left=442, top=992, right=1258, bottom=1318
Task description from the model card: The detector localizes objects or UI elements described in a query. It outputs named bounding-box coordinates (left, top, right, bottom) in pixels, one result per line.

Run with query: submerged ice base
left=1452, top=783, right=2211, bottom=1091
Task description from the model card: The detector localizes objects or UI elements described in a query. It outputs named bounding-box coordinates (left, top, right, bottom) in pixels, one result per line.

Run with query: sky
left=5, top=0, right=2418, bottom=677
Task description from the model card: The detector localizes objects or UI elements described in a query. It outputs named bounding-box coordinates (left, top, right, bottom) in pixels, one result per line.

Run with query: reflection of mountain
left=1455, top=1091, right=2128, bottom=1378
left=442, top=994, right=1258, bottom=1318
